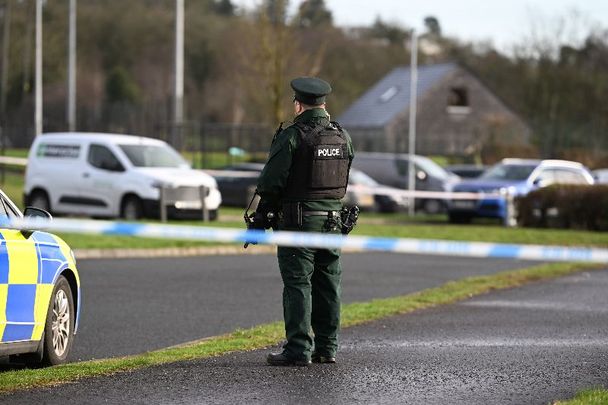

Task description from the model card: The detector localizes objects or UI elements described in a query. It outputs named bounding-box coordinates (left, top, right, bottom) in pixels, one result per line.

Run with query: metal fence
left=1, top=101, right=274, bottom=168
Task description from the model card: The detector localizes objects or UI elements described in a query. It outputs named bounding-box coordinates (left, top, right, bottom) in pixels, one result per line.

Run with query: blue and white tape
left=8, top=217, right=608, bottom=263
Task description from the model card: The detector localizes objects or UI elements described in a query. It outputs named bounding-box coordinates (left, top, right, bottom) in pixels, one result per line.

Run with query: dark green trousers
left=277, top=215, right=342, bottom=360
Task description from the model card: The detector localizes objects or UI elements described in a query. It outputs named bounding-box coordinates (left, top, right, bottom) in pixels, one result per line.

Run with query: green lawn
left=2, top=149, right=29, bottom=159
left=2, top=169, right=607, bottom=250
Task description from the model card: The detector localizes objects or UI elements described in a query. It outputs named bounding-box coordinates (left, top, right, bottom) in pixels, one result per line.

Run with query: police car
left=0, top=189, right=80, bottom=366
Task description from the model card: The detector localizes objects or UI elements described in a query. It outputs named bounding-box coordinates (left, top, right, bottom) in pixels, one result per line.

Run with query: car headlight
left=150, top=180, right=174, bottom=189
left=70, top=249, right=77, bottom=266
left=499, top=186, right=517, bottom=196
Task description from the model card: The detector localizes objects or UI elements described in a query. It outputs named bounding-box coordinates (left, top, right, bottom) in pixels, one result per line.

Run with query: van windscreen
left=119, top=144, right=187, bottom=168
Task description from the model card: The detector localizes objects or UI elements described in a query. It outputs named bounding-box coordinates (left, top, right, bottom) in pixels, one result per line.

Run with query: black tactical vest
left=283, top=121, right=350, bottom=200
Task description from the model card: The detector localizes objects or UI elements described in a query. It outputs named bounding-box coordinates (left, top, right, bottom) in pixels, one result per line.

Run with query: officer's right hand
left=250, top=212, right=268, bottom=230
left=244, top=212, right=266, bottom=248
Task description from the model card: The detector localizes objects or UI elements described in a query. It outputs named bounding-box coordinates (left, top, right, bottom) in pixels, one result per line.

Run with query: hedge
left=516, top=185, right=608, bottom=231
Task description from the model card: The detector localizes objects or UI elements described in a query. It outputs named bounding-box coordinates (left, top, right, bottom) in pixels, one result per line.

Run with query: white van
left=24, top=132, right=222, bottom=220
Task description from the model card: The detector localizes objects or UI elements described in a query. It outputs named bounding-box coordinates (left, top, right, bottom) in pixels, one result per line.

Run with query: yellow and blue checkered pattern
left=0, top=230, right=79, bottom=343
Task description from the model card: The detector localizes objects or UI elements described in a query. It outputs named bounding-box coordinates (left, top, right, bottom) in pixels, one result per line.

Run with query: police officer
left=254, top=77, right=354, bottom=366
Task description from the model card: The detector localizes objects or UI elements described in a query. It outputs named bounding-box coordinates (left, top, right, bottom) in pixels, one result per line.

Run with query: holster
left=282, top=202, right=302, bottom=228
left=340, top=205, right=360, bottom=234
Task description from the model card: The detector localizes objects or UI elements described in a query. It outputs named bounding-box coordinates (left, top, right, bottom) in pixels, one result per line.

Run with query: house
left=338, top=62, right=531, bottom=156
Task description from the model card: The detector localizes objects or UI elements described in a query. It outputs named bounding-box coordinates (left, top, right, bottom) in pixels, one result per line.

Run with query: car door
left=33, top=141, right=86, bottom=215
left=0, top=196, right=41, bottom=344
left=79, top=143, right=126, bottom=216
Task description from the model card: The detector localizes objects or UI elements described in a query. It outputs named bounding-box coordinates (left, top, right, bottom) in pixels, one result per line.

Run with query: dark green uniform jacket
left=256, top=108, right=355, bottom=215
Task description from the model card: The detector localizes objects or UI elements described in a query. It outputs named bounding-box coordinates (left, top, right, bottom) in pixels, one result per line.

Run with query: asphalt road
left=4, top=268, right=607, bottom=404
left=71, top=253, right=538, bottom=361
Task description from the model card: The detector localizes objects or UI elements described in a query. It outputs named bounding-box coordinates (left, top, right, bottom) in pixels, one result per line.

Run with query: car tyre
left=41, top=275, right=75, bottom=366
left=121, top=195, right=143, bottom=220
left=423, top=199, right=443, bottom=214
left=29, top=190, right=51, bottom=213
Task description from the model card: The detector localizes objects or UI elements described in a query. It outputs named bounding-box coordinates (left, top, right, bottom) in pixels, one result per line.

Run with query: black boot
left=311, top=353, right=336, bottom=364
left=266, top=352, right=311, bottom=367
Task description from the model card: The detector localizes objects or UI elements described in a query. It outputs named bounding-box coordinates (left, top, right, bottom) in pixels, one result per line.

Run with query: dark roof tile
left=338, top=62, right=457, bottom=128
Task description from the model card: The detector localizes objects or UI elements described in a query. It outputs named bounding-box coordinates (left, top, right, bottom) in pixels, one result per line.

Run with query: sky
left=234, top=0, right=608, bottom=52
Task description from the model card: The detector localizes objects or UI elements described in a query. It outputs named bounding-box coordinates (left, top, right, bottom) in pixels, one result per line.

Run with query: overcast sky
left=234, top=0, right=608, bottom=52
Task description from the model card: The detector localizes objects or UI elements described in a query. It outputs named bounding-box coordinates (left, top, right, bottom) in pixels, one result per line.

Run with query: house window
left=379, top=86, right=399, bottom=103
left=447, top=87, right=471, bottom=114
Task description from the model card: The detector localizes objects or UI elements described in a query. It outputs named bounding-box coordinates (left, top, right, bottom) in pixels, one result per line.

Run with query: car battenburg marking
left=0, top=233, right=8, bottom=284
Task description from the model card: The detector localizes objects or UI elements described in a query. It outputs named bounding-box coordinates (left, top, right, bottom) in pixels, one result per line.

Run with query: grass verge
left=555, top=388, right=608, bottom=404
left=0, top=261, right=602, bottom=393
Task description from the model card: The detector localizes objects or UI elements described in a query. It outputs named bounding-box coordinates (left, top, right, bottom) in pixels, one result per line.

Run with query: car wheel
left=121, top=196, right=143, bottom=220
left=30, top=190, right=51, bottom=213
left=42, top=275, right=75, bottom=366
left=423, top=199, right=443, bottom=214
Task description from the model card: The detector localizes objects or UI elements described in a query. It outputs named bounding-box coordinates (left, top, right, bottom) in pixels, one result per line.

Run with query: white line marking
left=460, top=300, right=607, bottom=313
left=342, top=338, right=608, bottom=349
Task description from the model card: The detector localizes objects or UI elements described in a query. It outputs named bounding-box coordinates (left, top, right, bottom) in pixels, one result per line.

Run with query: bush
left=517, top=185, right=608, bottom=231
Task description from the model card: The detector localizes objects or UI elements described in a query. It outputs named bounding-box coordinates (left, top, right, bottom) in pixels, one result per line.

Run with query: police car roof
left=38, top=132, right=167, bottom=146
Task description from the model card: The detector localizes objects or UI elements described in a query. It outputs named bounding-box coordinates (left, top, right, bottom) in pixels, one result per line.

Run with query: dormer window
left=447, top=86, right=471, bottom=114
left=379, top=86, right=399, bottom=103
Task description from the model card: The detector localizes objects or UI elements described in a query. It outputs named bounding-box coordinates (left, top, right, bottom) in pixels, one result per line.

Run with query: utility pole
left=35, top=0, right=43, bottom=136
left=1, top=0, right=11, bottom=118
left=407, top=30, right=418, bottom=216
left=67, top=0, right=76, bottom=131
left=173, top=0, right=184, bottom=147
left=0, top=0, right=10, bottom=184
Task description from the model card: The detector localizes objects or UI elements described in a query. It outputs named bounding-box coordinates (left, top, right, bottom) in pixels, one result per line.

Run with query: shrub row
left=516, top=185, right=608, bottom=231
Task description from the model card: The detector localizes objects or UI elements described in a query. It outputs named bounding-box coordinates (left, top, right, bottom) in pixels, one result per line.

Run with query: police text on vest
left=317, top=148, right=341, bottom=157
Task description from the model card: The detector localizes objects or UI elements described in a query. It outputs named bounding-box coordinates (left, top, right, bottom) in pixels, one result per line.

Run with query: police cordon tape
left=8, top=217, right=608, bottom=263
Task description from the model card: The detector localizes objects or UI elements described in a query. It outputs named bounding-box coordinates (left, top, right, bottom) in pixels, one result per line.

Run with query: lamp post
left=34, top=0, right=43, bottom=136
left=407, top=30, right=418, bottom=216
left=67, top=0, right=76, bottom=131
left=173, top=0, right=184, bottom=146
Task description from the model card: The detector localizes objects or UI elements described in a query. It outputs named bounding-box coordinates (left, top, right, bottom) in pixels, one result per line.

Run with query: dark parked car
left=206, top=163, right=263, bottom=207
left=445, top=164, right=487, bottom=179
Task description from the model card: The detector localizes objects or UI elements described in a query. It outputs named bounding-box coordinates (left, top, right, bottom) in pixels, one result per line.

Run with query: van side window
left=88, top=144, right=125, bottom=172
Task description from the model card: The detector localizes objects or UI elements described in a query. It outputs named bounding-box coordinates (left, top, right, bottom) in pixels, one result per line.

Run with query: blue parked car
left=447, top=158, right=594, bottom=223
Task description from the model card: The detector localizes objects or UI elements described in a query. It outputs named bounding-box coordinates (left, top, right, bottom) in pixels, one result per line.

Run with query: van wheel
left=121, top=196, right=143, bottom=220
left=30, top=190, right=51, bottom=213
left=423, top=199, right=443, bottom=214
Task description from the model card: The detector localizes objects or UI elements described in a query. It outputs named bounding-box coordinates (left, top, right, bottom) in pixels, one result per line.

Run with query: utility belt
left=282, top=202, right=358, bottom=234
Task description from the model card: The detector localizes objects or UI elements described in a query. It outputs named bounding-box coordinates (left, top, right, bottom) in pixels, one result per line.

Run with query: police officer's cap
left=291, top=77, right=332, bottom=106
